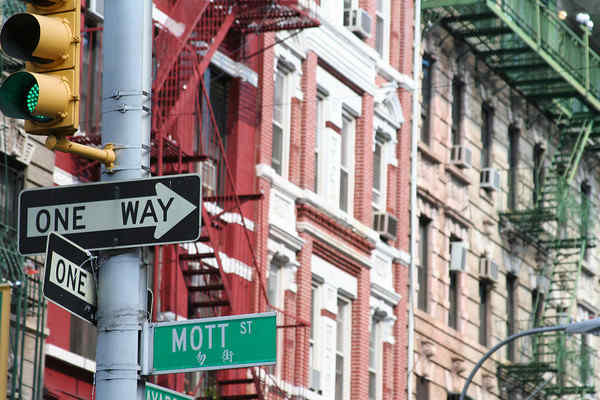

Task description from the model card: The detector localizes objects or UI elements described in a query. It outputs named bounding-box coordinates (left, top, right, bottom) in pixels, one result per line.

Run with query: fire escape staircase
left=423, top=0, right=600, bottom=397
left=151, top=1, right=319, bottom=399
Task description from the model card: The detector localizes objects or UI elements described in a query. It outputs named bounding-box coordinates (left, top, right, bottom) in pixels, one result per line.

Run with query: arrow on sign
left=27, top=183, right=196, bottom=240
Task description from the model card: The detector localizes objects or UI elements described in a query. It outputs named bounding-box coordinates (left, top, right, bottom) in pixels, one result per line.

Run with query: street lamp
left=459, top=318, right=600, bottom=400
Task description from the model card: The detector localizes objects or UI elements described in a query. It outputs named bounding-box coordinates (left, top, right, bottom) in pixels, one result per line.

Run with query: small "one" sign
left=43, top=232, right=96, bottom=324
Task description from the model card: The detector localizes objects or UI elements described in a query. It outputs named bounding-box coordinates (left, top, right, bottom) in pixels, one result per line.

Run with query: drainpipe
left=408, top=0, right=422, bottom=398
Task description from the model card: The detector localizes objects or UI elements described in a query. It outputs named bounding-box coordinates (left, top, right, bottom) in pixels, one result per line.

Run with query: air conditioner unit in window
left=88, top=0, right=104, bottom=23
left=343, top=7, right=372, bottom=39
left=479, top=257, right=499, bottom=284
left=450, top=242, right=467, bottom=272
left=450, top=145, right=472, bottom=169
left=480, top=167, right=501, bottom=191
left=201, top=160, right=217, bottom=197
left=373, top=212, right=398, bottom=242
left=309, top=368, right=321, bottom=393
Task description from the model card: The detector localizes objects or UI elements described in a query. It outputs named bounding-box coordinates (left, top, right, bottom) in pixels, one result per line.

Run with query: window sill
left=445, top=163, right=471, bottom=186
left=418, top=142, right=443, bottom=165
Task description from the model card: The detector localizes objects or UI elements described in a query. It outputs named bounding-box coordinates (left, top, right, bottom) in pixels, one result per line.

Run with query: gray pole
left=96, top=1, right=153, bottom=399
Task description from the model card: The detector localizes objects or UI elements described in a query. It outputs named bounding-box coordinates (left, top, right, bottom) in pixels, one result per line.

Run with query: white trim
left=257, top=163, right=383, bottom=252
left=305, top=20, right=378, bottom=96
left=45, top=343, right=96, bottom=373
left=312, top=254, right=358, bottom=299
left=371, top=283, right=401, bottom=306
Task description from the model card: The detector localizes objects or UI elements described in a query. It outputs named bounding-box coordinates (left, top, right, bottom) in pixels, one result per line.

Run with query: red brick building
left=40, top=1, right=416, bottom=399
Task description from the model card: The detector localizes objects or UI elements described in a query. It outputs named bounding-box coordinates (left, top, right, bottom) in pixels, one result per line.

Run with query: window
left=339, top=114, right=355, bottom=213
left=315, top=105, right=355, bottom=213
left=508, top=126, right=519, bottom=210
left=0, top=161, right=23, bottom=229
left=375, top=0, right=389, bottom=60
left=267, top=261, right=280, bottom=308
left=421, top=56, right=434, bottom=145
left=203, top=67, right=232, bottom=196
left=532, top=288, right=544, bottom=327
left=373, top=135, right=384, bottom=208
left=314, top=95, right=326, bottom=193
left=335, top=297, right=351, bottom=400
left=309, top=284, right=319, bottom=391
left=479, top=280, right=490, bottom=346
left=272, top=69, right=289, bottom=176
left=451, top=77, right=464, bottom=146
left=416, top=376, right=429, bottom=400
left=418, top=217, right=430, bottom=312
left=448, top=236, right=461, bottom=329
left=506, top=274, right=517, bottom=361
left=578, top=304, right=595, bottom=384
left=481, top=104, right=493, bottom=168
left=533, top=143, right=545, bottom=205
left=368, top=317, right=379, bottom=400
left=581, top=181, right=591, bottom=260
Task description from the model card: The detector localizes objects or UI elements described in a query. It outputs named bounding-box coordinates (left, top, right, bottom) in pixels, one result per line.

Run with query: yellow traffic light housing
left=0, top=0, right=80, bottom=135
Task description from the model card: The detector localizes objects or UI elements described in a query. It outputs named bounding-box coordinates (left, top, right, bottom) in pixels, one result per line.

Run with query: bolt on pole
left=95, top=1, right=153, bottom=399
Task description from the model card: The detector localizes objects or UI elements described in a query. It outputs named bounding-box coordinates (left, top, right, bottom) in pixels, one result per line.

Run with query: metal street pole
left=96, top=1, right=153, bottom=399
left=459, top=318, right=600, bottom=400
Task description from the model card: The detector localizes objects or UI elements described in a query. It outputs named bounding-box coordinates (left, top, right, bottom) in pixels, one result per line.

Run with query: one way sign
left=44, top=232, right=96, bottom=324
left=19, top=174, right=201, bottom=255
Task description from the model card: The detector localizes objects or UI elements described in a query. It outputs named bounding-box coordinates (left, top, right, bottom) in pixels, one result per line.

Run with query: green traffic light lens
left=25, top=83, right=51, bottom=122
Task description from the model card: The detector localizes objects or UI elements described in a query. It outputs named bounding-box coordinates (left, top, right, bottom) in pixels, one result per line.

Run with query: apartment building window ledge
left=374, top=239, right=410, bottom=267
left=444, top=164, right=470, bottom=186
left=376, top=61, right=416, bottom=92
left=444, top=208, right=472, bottom=230
left=418, top=142, right=443, bottom=165
left=371, top=282, right=401, bottom=307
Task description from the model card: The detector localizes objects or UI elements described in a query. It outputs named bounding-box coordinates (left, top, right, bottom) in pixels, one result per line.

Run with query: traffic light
left=0, top=0, right=80, bottom=136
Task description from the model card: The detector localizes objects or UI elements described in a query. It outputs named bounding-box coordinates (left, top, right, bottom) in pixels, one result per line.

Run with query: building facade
left=36, top=1, right=415, bottom=400
left=415, top=1, right=600, bottom=399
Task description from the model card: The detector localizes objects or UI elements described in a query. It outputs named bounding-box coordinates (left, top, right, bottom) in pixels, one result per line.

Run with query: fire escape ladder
left=422, top=0, right=600, bottom=397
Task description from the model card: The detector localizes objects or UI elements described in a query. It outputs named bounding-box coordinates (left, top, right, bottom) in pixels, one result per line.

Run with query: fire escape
left=423, top=0, right=600, bottom=398
left=151, top=1, right=319, bottom=399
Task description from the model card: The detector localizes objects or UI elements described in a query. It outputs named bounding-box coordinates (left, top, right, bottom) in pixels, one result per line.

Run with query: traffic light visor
left=0, top=71, right=69, bottom=123
left=1, top=12, right=73, bottom=68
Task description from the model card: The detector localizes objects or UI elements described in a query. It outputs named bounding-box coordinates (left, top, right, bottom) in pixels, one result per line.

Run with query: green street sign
left=145, top=382, right=192, bottom=400
left=144, top=312, right=276, bottom=374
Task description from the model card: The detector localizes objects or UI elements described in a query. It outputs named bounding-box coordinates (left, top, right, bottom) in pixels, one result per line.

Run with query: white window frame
left=272, top=67, right=291, bottom=178
left=314, top=104, right=356, bottom=215
left=368, top=316, right=382, bottom=400
left=372, top=132, right=388, bottom=211
left=314, top=94, right=326, bottom=194
left=339, top=112, right=356, bottom=214
left=375, top=0, right=390, bottom=61
left=309, top=283, right=321, bottom=392
left=335, top=296, right=352, bottom=400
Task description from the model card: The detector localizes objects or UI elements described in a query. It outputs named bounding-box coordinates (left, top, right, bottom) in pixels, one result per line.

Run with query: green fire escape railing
left=423, top=0, right=600, bottom=398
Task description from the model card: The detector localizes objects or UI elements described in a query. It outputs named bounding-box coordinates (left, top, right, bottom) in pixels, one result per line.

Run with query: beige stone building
left=413, top=4, right=600, bottom=399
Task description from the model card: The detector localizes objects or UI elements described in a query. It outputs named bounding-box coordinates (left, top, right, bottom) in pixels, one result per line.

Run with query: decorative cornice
left=371, top=282, right=402, bottom=306
left=269, top=224, right=305, bottom=252
left=296, top=202, right=374, bottom=254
